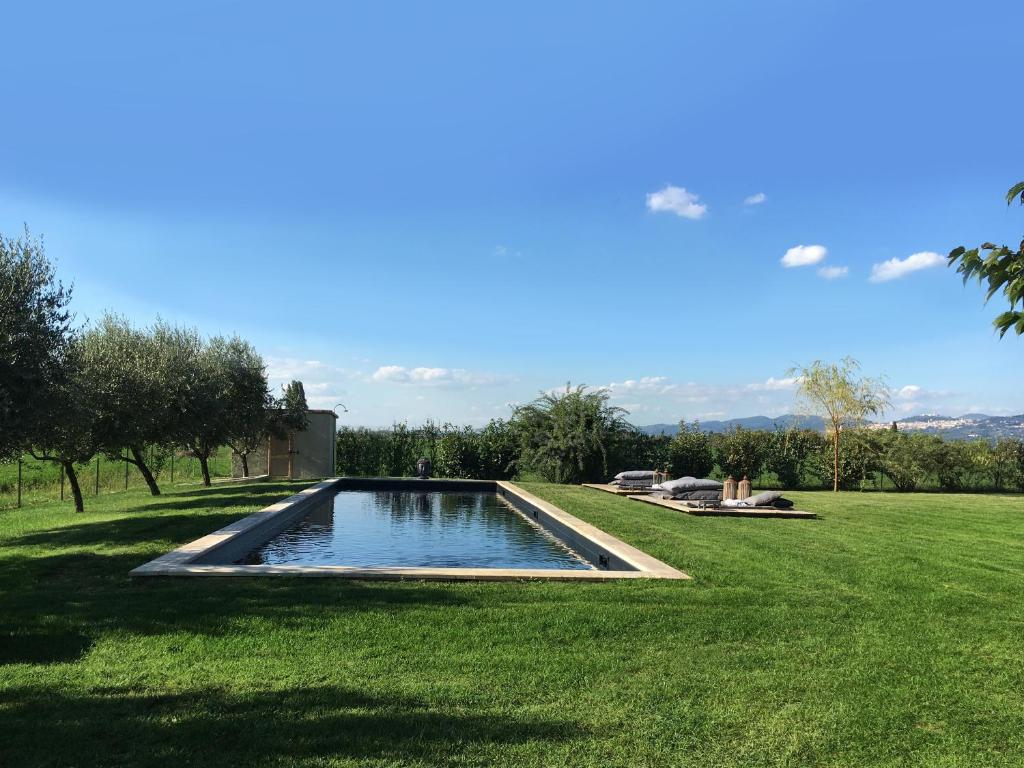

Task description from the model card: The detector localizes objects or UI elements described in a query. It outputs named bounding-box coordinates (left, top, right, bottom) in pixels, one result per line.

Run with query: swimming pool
left=130, top=478, right=688, bottom=581
left=243, top=489, right=593, bottom=570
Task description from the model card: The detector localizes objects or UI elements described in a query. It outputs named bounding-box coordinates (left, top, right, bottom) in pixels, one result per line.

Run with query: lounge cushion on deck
left=742, top=490, right=783, bottom=507
left=614, top=470, right=656, bottom=481
left=672, top=489, right=722, bottom=501
left=653, top=476, right=723, bottom=493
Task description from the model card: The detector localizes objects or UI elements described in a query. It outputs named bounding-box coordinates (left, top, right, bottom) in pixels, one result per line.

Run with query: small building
left=232, top=409, right=337, bottom=480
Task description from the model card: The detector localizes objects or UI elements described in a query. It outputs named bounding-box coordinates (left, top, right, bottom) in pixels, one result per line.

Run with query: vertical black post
left=95, top=457, right=100, bottom=495
left=17, top=459, right=22, bottom=508
left=170, top=454, right=175, bottom=483
left=61, top=464, right=65, bottom=501
left=124, top=450, right=129, bottom=490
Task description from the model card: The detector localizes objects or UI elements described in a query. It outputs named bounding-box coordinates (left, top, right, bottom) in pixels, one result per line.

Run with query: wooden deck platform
left=629, top=493, right=817, bottom=519
left=582, top=483, right=656, bottom=496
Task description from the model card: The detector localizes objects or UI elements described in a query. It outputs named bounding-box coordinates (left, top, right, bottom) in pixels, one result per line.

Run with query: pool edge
left=130, top=478, right=690, bottom=581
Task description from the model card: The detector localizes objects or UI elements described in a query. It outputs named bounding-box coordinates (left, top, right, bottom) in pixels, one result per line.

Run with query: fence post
left=16, top=459, right=22, bottom=508
left=61, top=464, right=65, bottom=501
left=170, top=454, right=175, bottom=483
left=124, top=450, right=129, bottom=490
left=95, top=457, right=100, bottom=496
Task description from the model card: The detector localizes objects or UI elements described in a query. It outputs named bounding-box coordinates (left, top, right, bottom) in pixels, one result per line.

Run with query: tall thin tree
left=790, top=358, right=890, bottom=492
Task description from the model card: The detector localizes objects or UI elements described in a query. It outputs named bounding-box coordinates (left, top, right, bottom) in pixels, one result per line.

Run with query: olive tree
left=177, top=335, right=271, bottom=486
left=27, top=340, right=99, bottom=512
left=0, top=228, right=73, bottom=460
left=791, top=358, right=890, bottom=492
left=948, top=181, right=1024, bottom=337
left=158, top=323, right=222, bottom=486
left=222, top=341, right=274, bottom=478
left=80, top=314, right=170, bottom=495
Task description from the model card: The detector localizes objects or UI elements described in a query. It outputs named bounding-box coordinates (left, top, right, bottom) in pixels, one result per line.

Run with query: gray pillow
left=614, top=470, right=655, bottom=481
left=654, top=476, right=723, bottom=493
left=673, top=489, right=722, bottom=501
left=742, top=490, right=783, bottom=507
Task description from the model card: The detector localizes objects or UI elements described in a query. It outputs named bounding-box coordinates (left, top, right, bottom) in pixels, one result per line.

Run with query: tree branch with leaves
left=948, top=181, right=1024, bottom=337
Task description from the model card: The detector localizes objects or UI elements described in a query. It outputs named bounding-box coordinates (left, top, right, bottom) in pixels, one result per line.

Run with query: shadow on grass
left=0, top=551, right=473, bottom=657
left=9, top=482, right=308, bottom=550
left=10, top=512, right=249, bottom=549
left=0, top=684, right=581, bottom=766
left=130, top=482, right=304, bottom=512
left=0, top=630, right=93, bottom=665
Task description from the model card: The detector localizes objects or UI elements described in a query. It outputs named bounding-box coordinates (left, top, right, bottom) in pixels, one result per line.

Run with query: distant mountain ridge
left=637, top=413, right=1024, bottom=441
left=637, top=414, right=824, bottom=435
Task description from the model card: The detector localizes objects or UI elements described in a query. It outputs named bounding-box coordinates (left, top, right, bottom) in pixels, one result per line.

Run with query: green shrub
left=807, top=428, right=882, bottom=490
left=511, top=385, right=630, bottom=484
left=477, top=419, right=518, bottom=480
left=434, top=425, right=481, bottom=479
left=876, top=431, right=935, bottom=492
left=667, top=422, right=714, bottom=479
left=712, top=427, right=769, bottom=481
left=763, top=429, right=823, bottom=489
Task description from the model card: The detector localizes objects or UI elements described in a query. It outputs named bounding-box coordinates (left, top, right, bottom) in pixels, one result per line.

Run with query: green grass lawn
left=1, top=482, right=1022, bottom=767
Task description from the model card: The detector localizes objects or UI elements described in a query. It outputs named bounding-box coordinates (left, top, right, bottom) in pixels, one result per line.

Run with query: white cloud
left=646, top=185, right=707, bottom=220
left=608, top=376, right=675, bottom=394
left=746, top=376, right=800, bottom=392
left=410, top=367, right=449, bottom=382
left=743, top=192, right=766, bottom=205
left=265, top=357, right=333, bottom=381
left=869, top=251, right=944, bottom=283
left=372, top=365, right=408, bottom=382
left=817, top=265, right=849, bottom=280
left=896, top=385, right=921, bottom=400
left=370, top=365, right=506, bottom=388
left=781, top=244, right=828, bottom=268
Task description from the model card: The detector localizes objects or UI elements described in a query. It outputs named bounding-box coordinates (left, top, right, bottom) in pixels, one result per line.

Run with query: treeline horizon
left=335, top=412, right=1024, bottom=493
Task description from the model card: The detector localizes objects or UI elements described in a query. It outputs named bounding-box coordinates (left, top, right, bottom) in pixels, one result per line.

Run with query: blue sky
left=2, top=1, right=1022, bottom=426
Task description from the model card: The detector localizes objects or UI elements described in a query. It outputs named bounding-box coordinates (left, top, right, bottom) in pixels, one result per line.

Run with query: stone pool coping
left=130, top=478, right=689, bottom=581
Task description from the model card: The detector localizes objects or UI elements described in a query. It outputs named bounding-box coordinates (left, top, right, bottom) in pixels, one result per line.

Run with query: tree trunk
left=833, top=431, right=840, bottom=493
left=240, top=453, right=249, bottom=478
left=130, top=445, right=161, bottom=496
left=64, top=460, right=85, bottom=513
left=199, top=455, right=212, bottom=486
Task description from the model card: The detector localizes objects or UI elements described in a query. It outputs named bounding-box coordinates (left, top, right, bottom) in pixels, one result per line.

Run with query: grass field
left=1, top=481, right=1022, bottom=767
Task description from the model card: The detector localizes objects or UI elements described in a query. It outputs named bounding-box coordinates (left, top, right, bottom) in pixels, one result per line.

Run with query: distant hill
left=637, top=413, right=1024, bottom=441
left=638, top=414, right=825, bottom=435
left=886, top=413, right=1024, bottom=441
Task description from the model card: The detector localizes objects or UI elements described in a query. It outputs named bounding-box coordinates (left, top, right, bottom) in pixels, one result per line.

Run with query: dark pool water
left=243, top=490, right=593, bottom=569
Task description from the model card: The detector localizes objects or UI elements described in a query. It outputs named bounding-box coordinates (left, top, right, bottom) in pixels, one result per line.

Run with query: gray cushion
left=742, top=490, right=783, bottom=507
left=653, top=476, right=723, bottom=493
left=614, top=470, right=655, bottom=481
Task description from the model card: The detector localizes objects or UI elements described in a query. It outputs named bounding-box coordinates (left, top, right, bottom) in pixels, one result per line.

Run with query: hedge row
left=336, top=421, right=1024, bottom=492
